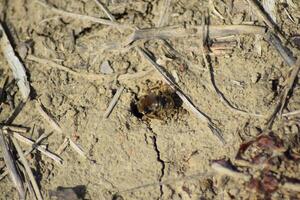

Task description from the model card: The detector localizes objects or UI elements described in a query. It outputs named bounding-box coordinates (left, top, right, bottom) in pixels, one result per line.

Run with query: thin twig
left=0, top=130, right=25, bottom=199
left=35, top=100, right=63, bottom=134
left=11, top=136, right=43, bottom=200
left=103, top=86, right=124, bottom=118
left=137, top=47, right=225, bottom=144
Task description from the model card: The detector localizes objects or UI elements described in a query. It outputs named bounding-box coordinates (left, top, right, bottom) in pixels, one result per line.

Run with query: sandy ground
left=0, top=0, right=300, bottom=199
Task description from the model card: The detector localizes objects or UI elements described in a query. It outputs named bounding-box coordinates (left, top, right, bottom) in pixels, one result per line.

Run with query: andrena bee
left=133, top=83, right=182, bottom=120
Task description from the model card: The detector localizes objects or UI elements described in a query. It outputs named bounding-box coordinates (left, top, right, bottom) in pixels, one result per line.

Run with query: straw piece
left=1, top=125, right=28, bottom=133
left=69, top=139, right=87, bottom=158
left=126, top=25, right=266, bottom=45
left=35, top=100, right=63, bottom=134
left=0, top=130, right=25, bottom=199
left=55, top=138, right=69, bottom=155
left=12, top=132, right=63, bottom=165
left=0, top=22, right=30, bottom=100
left=11, top=136, right=43, bottom=200
left=103, top=86, right=124, bottom=118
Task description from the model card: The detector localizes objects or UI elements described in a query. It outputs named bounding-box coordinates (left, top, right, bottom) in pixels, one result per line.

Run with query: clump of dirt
left=0, top=0, right=300, bottom=199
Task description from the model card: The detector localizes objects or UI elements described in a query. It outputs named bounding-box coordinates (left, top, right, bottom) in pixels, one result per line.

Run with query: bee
left=133, top=83, right=182, bottom=120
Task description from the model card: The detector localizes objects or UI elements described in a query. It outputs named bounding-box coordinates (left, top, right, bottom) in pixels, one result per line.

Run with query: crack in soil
left=151, top=134, right=165, bottom=198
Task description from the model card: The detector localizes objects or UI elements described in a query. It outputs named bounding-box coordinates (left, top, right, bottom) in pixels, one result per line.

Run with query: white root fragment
left=0, top=22, right=30, bottom=100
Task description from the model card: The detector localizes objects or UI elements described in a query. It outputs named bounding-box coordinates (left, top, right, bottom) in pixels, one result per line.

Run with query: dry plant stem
left=103, top=86, right=124, bottom=118
left=0, top=23, right=30, bottom=100
left=12, top=132, right=46, bottom=148
left=27, top=55, right=112, bottom=81
left=246, top=0, right=285, bottom=42
left=11, top=136, right=43, bottom=200
left=55, top=138, right=69, bottom=155
left=128, top=25, right=266, bottom=44
left=211, top=162, right=250, bottom=181
left=69, top=139, right=87, bottom=158
left=0, top=130, right=25, bottom=199
left=36, top=0, right=125, bottom=28
left=1, top=124, right=28, bottom=133
left=0, top=132, right=63, bottom=181
left=137, top=47, right=225, bottom=144
left=35, top=100, right=63, bottom=134
left=12, top=132, right=63, bottom=165
left=22, top=169, right=37, bottom=200
left=267, top=58, right=300, bottom=128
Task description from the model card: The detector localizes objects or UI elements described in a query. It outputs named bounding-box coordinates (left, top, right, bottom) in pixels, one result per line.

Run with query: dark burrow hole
left=130, top=91, right=183, bottom=119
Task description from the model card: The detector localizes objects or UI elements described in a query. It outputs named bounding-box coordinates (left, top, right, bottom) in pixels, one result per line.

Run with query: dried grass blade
left=0, top=23, right=30, bottom=100
left=0, top=130, right=25, bottom=199
left=35, top=100, right=62, bottom=134
left=55, top=138, right=69, bottom=155
left=12, top=132, right=63, bottom=165
left=69, top=139, right=87, bottom=158
left=11, top=136, right=43, bottom=200
left=103, top=86, right=124, bottom=118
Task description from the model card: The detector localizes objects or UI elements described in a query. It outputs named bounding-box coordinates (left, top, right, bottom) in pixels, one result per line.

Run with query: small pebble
left=100, top=60, right=114, bottom=74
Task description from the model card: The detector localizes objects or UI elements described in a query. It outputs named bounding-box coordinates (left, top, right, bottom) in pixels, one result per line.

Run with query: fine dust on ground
left=0, top=0, right=300, bottom=199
